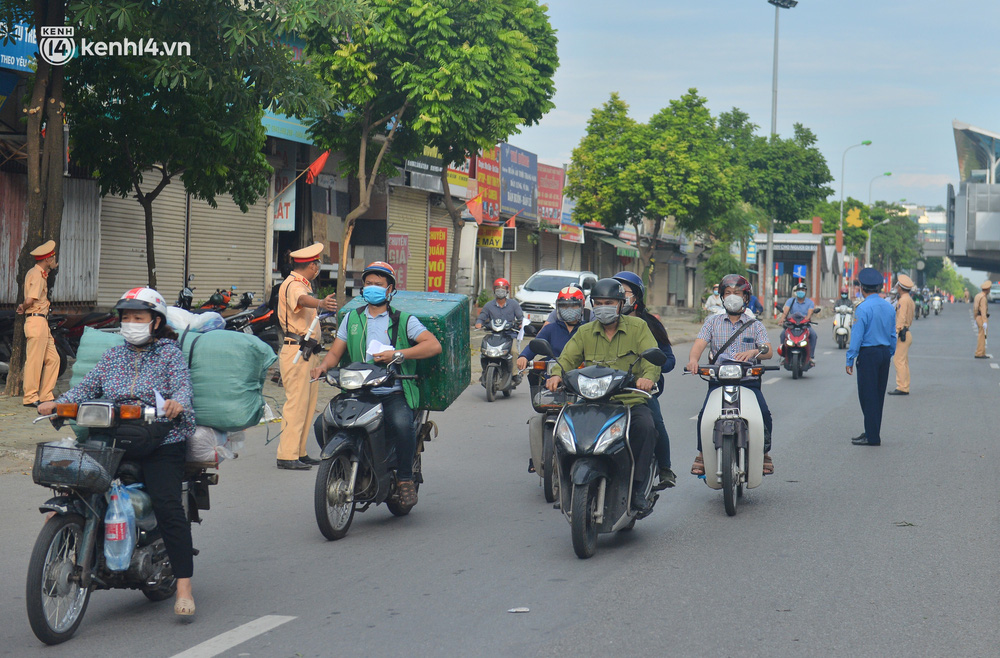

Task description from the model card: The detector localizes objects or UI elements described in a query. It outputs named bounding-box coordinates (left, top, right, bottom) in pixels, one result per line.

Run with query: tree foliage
left=928, top=258, right=966, bottom=297
left=702, top=243, right=747, bottom=292
left=868, top=202, right=920, bottom=270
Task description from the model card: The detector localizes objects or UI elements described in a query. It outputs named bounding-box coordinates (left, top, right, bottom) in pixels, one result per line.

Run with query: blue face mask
left=362, top=285, right=388, bottom=305
left=795, top=290, right=806, bottom=299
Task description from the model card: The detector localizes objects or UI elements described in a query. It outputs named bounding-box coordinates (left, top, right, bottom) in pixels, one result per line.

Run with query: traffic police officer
left=888, top=274, right=915, bottom=395
left=16, top=240, right=60, bottom=407
left=276, top=243, right=337, bottom=470
left=974, top=279, right=991, bottom=358
left=845, top=268, right=896, bottom=446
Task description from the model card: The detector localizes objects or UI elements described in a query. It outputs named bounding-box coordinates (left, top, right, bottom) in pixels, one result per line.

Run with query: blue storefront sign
left=0, top=22, right=38, bottom=73
left=499, top=143, right=537, bottom=221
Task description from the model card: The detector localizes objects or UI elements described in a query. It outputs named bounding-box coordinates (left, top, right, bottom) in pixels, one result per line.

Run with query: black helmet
left=719, top=274, right=752, bottom=303
left=793, top=282, right=807, bottom=292
left=589, top=278, right=627, bottom=302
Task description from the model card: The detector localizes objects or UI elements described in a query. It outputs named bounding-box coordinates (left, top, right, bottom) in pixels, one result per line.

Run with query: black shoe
left=850, top=433, right=866, bottom=444
left=631, top=488, right=652, bottom=513
left=298, top=455, right=320, bottom=465
left=652, top=467, right=676, bottom=491
left=975, top=355, right=989, bottom=359
left=887, top=389, right=909, bottom=396
left=276, top=459, right=312, bottom=470
left=23, top=401, right=38, bottom=408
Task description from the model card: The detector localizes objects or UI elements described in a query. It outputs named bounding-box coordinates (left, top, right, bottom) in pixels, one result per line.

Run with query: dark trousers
left=381, top=392, right=416, bottom=479
left=628, top=404, right=656, bottom=487
left=856, top=345, right=890, bottom=444
left=646, top=396, right=671, bottom=469
left=697, top=380, right=773, bottom=452
left=139, top=442, right=193, bottom=579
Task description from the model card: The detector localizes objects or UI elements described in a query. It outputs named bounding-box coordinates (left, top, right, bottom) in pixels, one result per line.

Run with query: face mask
left=723, top=294, right=745, bottom=315
left=592, top=305, right=619, bottom=325
left=712, top=289, right=719, bottom=296
left=795, top=290, right=806, bottom=299
left=362, top=285, right=388, bottom=305
left=623, top=295, right=635, bottom=313
left=121, top=321, right=153, bottom=346
left=494, top=288, right=508, bottom=299
left=557, top=306, right=583, bottom=324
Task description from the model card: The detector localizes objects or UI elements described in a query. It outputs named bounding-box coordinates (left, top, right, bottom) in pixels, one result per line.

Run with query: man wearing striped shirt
left=686, top=274, right=775, bottom=476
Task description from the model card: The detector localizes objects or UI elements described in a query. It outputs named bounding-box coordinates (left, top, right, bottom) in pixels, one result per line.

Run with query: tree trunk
left=440, top=168, right=464, bottom=294
left=141, top=197, right=157, bottom=289
left=5, top=0, right=64, bottom=397
left=639, top=217, right=662, bottom=290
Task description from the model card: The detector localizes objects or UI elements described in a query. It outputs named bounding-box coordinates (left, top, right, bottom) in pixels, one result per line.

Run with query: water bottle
left=104, top=494, right=135, bottom=571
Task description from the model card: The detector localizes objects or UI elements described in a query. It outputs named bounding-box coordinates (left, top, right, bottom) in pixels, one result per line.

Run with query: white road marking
left=991, top=363, right=999, bottom=370
left=822, top=351, right=832, bottom=355
left=689, top=415, right=699, bottom=420
left=171, top=615, right=297, bottom=658
left=763, top=378, right=780, bottom=385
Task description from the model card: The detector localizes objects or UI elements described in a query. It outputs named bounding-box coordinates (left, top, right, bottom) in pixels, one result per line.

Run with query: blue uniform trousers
left=856, top=345, right=890, bottom=444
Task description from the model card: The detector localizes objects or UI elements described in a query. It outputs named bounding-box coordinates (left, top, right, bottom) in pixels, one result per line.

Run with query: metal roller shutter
left=559, top=241, right=581, bottom=271
left=510, top=226, right=535, bottom=288
left=55, top=179, right=102, bottom=304
left=98, top=177, right=186, bottom=307
left=387, top=186, right=428, bottom=291
left=539, top=231, right=558, bottom=270
left=188, top=193, right=267, bottom=301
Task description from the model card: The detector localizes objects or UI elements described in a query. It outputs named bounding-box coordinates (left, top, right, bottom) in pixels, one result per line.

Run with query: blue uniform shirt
left=520, top=319, right=580, bottom=360
left=845, top=294, right=897, bottom=367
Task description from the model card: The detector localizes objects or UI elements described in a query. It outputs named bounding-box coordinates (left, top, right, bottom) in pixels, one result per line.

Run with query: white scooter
left=832, top=302, right=853, bottom=349
left=931, top=295, right=943, bottom=315
left=691, top=357, right=778, bottom=516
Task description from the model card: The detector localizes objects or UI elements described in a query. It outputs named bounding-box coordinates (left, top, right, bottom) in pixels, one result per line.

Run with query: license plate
left=528, top=313, right=547, bottom=323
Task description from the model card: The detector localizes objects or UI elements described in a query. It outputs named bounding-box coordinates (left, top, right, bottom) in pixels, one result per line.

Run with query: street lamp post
left=865, top=218, right=892, bottom=267
left=837, top=140, right=872, bottom=287
left=764, top=0, right=797, bottom=317
left=865, top=172, right=892, bottom=265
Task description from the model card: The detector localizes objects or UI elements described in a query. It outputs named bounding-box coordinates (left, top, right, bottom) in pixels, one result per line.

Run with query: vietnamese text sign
left=474, top=148, right=501, bottom=222
left=476, top=226, right=503, bottom=248
left=501, top=227, right=516, bottom=251
left=537, top=163, right=564, bottom=227
left=272, top=170, right=296, bottom=231
left=560, top=197, right=583, bottom=243
left=500, top=143, right=537, bottom=220
left=427, top=227, right=448, bottom=292
left=387, top=233, right=410, bottom=291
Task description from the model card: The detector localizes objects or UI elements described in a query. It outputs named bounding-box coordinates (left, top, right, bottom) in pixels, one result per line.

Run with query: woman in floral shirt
left=39, top=287, right=198, bottom=617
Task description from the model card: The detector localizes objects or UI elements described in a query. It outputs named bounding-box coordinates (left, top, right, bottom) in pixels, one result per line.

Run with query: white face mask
left=121, top=321, right=153, bottom=346
left=723, top=294, right=745, bottom=315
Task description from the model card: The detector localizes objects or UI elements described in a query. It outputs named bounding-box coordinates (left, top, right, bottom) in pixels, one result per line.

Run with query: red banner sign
left=473, top=148, right=500, bottom=223
left=427, top=227, right=448, bottom=292
left=387, top=233, right=409, bottom=290
left=536, top=163, right=564, bottom=228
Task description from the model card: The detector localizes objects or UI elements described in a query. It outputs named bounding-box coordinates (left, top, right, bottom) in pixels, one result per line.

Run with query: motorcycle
left=60, top=311, right=117, bottom=353
left=313, top=357, right=434, bottom=540
left=530, top=338, right=667, bottom=559
left=526, top=359, right=572, bottom=503
left=224, top=294, right=280, bottom=353
left=832, top=302, right=853, bottom=350
left=0, top=310, right=71, bottom=380
left=174, top=274, right=237, bottom=314
left=480, top=318, right=520, bottom=402
left=931, top=295, right=942, bottom=315
left=25, top=401, right=217, bottom=645
left=691, top=358, right=778, bottom=516
left=777, top=315, right=815, bottom=379
left=175, top=274, right=196, bottom=310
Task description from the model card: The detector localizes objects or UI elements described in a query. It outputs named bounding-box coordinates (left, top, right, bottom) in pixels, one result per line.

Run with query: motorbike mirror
left=187, top=274, right=195, bottom=282
left=529, top=338, right=555, bottom=358
left=325, top=368, right=340, bottom=386
left=639, top=348, right=667, bottom=367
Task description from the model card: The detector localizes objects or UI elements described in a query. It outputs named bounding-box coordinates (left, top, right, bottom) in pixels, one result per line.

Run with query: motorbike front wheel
left=791, top=353, right=802, bottom=379
left=314, top=453, right=356, bottom=540
left=571, top=480, right=600, bottom=559
left=721, top=437, right=739, bottom=516
left=542, top=427, right=558, bottom=504
left=25, top=513, right=91, bottom=645
left=484, top=365, right=498, bottom=403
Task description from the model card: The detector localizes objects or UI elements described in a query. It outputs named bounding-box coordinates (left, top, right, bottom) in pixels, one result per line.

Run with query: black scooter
left=313, top=357, right=434, bottom=540
left=480, top=318, right=520, bottom=402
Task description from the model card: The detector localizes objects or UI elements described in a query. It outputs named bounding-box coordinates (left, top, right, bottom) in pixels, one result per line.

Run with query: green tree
left=702, top=243, right=747, bottom=293
left=869, top=202, right=920, bottom=271
left=928, top=258, right=966, bottom=297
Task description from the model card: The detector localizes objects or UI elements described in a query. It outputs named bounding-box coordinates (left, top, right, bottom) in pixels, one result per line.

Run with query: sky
left=515, top=0, right=1000, bottom=212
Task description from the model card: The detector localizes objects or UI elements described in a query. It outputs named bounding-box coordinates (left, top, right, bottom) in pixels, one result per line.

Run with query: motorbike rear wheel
left=571, top=480, right=599, bottom=559
left=484, top=365, right=498, bottom=403
left=721, top=436, right=739, bottom=517
left=26, top=513, right=91, bottom=645
left=542, top=427, right=558, bottom=504
left=141, top=578, right=177, bottom=602
left=314, top=453, right=356, bottom=540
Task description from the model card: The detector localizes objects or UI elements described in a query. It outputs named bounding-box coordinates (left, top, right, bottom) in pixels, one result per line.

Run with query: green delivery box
left=337, top=291, right=470, bottom=411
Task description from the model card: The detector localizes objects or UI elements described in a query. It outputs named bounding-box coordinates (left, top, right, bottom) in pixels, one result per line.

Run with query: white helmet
left=115, top=287, right=168, bottom=320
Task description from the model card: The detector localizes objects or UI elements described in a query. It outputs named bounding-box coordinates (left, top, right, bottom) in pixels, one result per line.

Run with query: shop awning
left=596, top=234, right=639, bottom=259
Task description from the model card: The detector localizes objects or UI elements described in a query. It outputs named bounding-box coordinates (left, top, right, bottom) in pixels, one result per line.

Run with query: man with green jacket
left=545, top=278, right=660, bottom=510
left=311, top=261, right=441, bottom=508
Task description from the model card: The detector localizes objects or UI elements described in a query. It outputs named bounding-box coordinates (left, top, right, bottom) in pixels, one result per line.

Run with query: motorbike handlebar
left=396, top=374, right=419, bottom=380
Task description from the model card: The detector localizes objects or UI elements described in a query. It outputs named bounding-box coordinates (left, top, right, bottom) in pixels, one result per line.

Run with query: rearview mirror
left=640, top=348, right=667, bottom=367
left=529, top=338, right=555, bottom=359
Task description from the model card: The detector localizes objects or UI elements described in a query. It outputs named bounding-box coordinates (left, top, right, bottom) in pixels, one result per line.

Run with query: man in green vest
left=311, top=261, right=442, bottom=507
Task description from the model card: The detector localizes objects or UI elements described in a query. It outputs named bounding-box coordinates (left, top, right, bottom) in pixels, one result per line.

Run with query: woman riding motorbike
left=613, top=271, right=677, bottom=489
left=38, top=287, right=198, bottom=617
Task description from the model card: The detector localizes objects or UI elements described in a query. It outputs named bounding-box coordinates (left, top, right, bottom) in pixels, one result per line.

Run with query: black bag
left=114, top=421, right=173, bottom=459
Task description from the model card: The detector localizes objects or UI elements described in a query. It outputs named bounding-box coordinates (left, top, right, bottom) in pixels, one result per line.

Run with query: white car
left=514, top=269, right=598, bottom=327
left=989, top=285, right=1000, bottom=303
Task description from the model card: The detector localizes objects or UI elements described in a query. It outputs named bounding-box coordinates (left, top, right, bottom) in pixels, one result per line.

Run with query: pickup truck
left=514, top=269, right=598, bottom=327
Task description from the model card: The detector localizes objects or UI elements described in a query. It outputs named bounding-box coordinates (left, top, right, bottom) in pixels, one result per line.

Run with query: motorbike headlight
left=785, top=339, right=795, bottom=346
left=717, top=364, right=743, bottom=381
left=483, top=346, right=504, bottom=357
left=76, top=402, right=114, bottom=428
left=577, top=374, right=613, bottom=400
left=339, top=369, right=372, bottom=390
left=593, top=415, right=627, bottom=454
left=799, top=340, right=808, bottom=347
left=554, top=418, right=576, bottom=454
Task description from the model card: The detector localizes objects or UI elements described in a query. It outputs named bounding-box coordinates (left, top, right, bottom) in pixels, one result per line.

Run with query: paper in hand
left=367, top=339, right=395, bottom=359
left=153, top=390, right=166, bottom=417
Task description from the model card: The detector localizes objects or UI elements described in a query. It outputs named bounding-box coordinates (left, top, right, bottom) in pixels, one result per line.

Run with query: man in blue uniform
left=845, top=268, right=897, bottom=446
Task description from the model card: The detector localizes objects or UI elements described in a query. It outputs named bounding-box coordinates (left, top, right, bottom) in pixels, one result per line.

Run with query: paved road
left=0, top=305, right=997, bottom=656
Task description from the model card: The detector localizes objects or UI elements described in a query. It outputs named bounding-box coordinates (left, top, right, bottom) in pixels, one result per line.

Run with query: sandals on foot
left=397, top=479, right=418, bottom=507
left=174, top=597, right=196, bottom=616
left=690, top=454, right=705, bottom=476
left=762, top=454, right=774, bottom=475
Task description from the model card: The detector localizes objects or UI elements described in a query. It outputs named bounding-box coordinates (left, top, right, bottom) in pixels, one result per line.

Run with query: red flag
left=305, top=150, right=330, bottom=184
left=465, top=193, right=484, bottom=225
left=505, top=209, right=522, bottom=228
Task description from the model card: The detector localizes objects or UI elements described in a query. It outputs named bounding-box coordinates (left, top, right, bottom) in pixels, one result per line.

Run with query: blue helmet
left=613, top=271, right=644, bottom=298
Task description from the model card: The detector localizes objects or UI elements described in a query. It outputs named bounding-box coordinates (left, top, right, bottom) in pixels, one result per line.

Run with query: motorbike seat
left=116, top=460, right=143, bottom=485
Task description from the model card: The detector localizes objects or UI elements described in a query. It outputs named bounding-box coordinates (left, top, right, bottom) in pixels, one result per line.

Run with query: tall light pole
left=764, top=0, right=797, bottom=317
left=865, top=218, right=891, bottom=267
left=838, top=140, right=873, bottom=236
left=864, top=171, right=891, bottom=266
left=868, top=171, right=892, bottom=208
